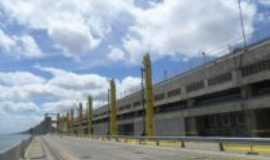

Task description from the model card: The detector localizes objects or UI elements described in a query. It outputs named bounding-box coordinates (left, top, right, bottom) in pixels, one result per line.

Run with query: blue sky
left=0, top=0, right=269, bottom=134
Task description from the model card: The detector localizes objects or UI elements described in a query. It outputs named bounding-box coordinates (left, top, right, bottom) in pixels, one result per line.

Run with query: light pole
left=238, top=0, right=248, bottom=49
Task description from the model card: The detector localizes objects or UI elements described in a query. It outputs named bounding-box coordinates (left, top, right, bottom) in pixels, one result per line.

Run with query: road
left=28, top=135, right=270, bottom=160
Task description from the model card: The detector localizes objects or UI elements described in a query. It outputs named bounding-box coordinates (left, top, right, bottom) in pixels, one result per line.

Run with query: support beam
left=87, top=96, right=94, bottom=135
left=110, top=79, right=118, bottom=136
left=143, top=54, right=156, bottom=136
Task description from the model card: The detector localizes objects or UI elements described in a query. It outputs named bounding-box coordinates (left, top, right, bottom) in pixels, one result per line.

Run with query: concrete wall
left=90, top=39, right=270, bottom=137
left=0, top=136, right=32, bottom=160
left=155, top=113, right=185, bottom=136
left=93, top=39, right=270, bottom=118
left=94, top=122, right=108, bottom=135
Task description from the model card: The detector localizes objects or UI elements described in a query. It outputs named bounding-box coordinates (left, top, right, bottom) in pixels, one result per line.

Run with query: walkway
left=26, top=135, right=270, bottom=160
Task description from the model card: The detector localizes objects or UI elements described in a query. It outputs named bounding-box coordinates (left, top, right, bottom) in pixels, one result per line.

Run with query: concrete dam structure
left=58, top=38, right=270, bottom=138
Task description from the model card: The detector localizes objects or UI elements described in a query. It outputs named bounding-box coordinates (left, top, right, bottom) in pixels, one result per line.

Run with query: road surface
left=27, top=135, right=269, bottom=160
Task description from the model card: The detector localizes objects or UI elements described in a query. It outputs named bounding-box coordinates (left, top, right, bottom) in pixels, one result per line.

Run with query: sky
left=0, top=0, right=269, bottom=134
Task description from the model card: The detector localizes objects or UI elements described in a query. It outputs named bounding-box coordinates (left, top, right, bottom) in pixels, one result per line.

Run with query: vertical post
left=143, top=54, right=156, bottom=137
left=107, top=89, right=110, bottom=135
left=87, top=96, right=93, bottom=135
left=59, top=115, right=63, bottom=134
left=219, top=142, right=224, bottom=151
left=71, top=109, right=74, bottom=135
left=141, top=68, right=146, bottom=136
left=57, top=113, right=60, bottom=134
left=237, top=0, right=248, bottom=49
left=66, top=112, right=70, bottom=134
left=78, top=103, right=83, bottom=136
left=110, top=79, right=118, bottom=136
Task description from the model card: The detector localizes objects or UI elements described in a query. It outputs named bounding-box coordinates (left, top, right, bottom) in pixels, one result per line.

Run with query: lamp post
left=238, top=0, right=247, bottom=49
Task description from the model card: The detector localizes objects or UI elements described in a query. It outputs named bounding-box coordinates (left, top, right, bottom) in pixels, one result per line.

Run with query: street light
left=238, top=0, right=248, bottom=49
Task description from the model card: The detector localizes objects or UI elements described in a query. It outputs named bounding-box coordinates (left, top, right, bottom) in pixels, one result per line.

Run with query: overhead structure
left=87, top=96, right=94, bottom=135
left=143, top=54, right=156, bottom=136
left=110, top=79, right=118, bottom=136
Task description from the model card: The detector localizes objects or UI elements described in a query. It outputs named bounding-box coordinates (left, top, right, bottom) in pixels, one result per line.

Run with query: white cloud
left=0, top=101, right=39, bottom=115
left=48, top=22, right=101, bottom=56
left=122, top=0, right=257, bottom=62
left=0, top=71, right=45, bottom=86
left=41, top=99, right=77, bottom=113
left=0, top=67, right=141, bottom=133
left=259, top=0, right=270, bottom=6
left=108, top=48, right=126, bottom=62
left=0, top=28, right=44, bottom=58
left=0, top=29, right=16, bottom=52
left=117, top=76, right=141, bottom=98
left=15, top=35, right=44, bottom=58
left=0, top=0, right=259, bottom=63
left=0, top=0, right=135, bottom=57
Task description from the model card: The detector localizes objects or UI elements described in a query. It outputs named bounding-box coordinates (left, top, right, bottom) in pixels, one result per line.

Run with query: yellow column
left=78, top=103, right=83, bottom=136
left=143, top=54, right=156, bottom=136
left=70, top=109, right=74, bottom=135
left=110, top=79, right=118, bottom=136
left=87, top=96, right=93, bottom=135
left=67, top=112, right=71, bottom=134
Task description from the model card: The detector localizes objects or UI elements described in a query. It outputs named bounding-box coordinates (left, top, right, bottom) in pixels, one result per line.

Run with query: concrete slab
left=24, top=138, right=45, bottom=160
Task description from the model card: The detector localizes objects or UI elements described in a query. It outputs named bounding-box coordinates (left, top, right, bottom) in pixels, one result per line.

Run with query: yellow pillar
left=143, top=54, right=156, bottom=136
left=110, top=79, right=118, bottom=136
left=66, top=112, right=71, bottom=134
left=87, top=96, right=93, bottom=135
left=70, top=109, right=74, bottom=135
left=78, top=103, right=83, bottom=136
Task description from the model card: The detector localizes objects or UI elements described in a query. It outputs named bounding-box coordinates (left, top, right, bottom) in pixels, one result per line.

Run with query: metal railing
left=86, top=135, right=270, bottom=155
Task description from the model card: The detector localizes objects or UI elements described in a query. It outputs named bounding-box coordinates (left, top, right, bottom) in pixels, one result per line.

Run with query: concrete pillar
left=134, top=118, right=144, bottom=136
left=241, top=85, right=253, bottom=98
left=241, top=85, right=257, bottom=137
left=185, top=99, right=198, bottom=136
left=187, top=99, right=195, bottom=108
left=188, top=117, right=198, bottom=136
left=246, top=110, right=257, bottom=137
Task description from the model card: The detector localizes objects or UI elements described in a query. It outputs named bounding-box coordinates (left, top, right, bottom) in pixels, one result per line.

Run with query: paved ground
left=28, top=135, right=270, bottom=160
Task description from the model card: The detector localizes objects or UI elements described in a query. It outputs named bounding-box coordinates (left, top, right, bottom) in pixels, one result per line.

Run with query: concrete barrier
left=0, top=136, right=32, bottom=160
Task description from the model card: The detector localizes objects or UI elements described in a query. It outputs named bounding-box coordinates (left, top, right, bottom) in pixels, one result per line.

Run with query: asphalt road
left=40, top=135, right=269, bottom=160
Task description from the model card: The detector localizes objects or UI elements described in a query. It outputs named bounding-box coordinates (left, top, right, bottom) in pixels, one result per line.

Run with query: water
left=0, top=134, right=30, bottom=154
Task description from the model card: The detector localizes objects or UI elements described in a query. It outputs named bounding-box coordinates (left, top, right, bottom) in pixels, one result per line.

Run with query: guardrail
left=84, top=135, right=270, bottom=155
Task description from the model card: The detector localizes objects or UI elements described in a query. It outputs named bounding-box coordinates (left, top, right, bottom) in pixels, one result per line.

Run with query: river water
left=0, top=134, right=30, bottom=154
